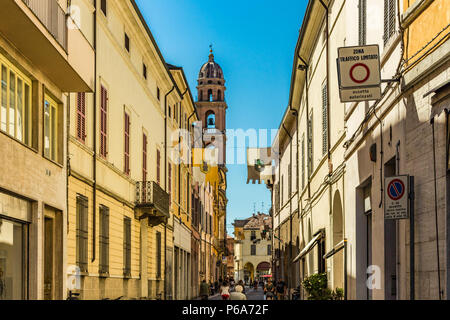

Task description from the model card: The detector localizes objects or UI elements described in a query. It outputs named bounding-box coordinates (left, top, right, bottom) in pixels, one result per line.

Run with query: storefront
left=0, top=191, right=31, bottom=300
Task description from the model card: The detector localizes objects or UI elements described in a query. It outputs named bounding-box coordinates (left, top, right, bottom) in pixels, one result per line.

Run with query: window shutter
left=124, top=112, right=130, bottom=175
left=358, top=0, right=367, bottom=46
left=100, top=86, right=108, bottom=157
left=143, top=133, right=147, bottom=182
left=156, top=231, right=162, bottom=278
left=168, top=164, right=172, bottom=198
left=322, top=83, right=328, bottom=156
left=123, top=217, right=131, bottom=277
left=99, top=206, right=110, bottom=274
left=76, top=93, right=86, bottom=142
left=156, top=149, right=161, bottom=185
left=288, top=163, right=292, bottom=197
left=76, top=195, right=88, bottom=273
left=308, top=112, right=313, bottom=177
left=384, top=0, right=396, bottom=45
left=301, top=135, right=305, bottom=190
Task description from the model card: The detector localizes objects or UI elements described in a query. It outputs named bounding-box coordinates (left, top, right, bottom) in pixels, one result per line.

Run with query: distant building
left=233, top=213, right=272, bottom=283
left=226, top=236, right=235, bottom=278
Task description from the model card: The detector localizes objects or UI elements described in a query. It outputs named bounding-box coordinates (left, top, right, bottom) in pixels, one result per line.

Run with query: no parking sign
left=385, top=175, right=409, bottom=219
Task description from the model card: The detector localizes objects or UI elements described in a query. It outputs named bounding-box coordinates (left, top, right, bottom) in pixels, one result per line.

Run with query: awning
left=323, top=239, right=346, bottom=259
left=292, top=232, right=323, bottom=263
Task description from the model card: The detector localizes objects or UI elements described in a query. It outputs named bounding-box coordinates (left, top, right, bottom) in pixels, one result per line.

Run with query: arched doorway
left=256, top=262, right=271, bottom=280
left=244, top=262, right=254, bottom=284
left=332, top=190, right=344, bottom=290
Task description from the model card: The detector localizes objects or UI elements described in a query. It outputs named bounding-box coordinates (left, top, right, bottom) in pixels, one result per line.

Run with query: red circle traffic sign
left=387, top=179, right=405, bottom=201
left=349, top=63, right=370, bottom=84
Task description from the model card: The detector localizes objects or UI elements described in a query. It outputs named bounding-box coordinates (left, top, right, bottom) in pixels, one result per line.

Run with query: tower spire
left=209, top=44, right=214, bottom=61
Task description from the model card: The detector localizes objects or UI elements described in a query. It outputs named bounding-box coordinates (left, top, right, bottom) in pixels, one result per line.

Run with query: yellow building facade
left=67, top=0, right=180, bottom=300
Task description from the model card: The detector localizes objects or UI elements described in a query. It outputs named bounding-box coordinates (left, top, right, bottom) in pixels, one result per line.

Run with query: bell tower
left=195, top=47, right=228, bottom=165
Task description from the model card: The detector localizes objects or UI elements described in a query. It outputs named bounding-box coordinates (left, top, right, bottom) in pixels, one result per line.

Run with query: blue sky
left=135, top=0, right=307, bottom=235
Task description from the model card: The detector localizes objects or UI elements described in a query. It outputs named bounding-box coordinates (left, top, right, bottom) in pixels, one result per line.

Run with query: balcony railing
left=22, top=0, right=67, bottom=50
left=135, top=181, right=170, bottom=224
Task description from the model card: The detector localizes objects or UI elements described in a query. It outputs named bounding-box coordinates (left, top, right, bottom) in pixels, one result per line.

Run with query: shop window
left=0, top=191, right=30, bottom=300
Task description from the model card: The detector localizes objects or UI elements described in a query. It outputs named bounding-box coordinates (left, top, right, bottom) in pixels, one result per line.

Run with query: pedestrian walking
left=235, top=280, right=245, bottom=294
left=220, top=280, right=230, bottom=300
left=230, top=283, right=247, bottom=300
left=200, top=280, right=210, bottom=300
left=276, top=279, right=287, bottom=300
left=264, top=279, right=275, bottom=300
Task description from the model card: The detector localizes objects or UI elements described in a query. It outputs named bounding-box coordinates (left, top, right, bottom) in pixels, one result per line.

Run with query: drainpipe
left=298, top=55, right=311, bottom=200
left=431, top=118, right=442, bottom=300
left=282, top=123, right=293, bottom=294
left=91, top=0, right=98, bottom=264
left=319, top=0, right=331, bottom=169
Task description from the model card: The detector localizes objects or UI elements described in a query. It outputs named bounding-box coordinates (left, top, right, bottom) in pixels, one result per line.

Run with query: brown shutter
left=124, top=112, right=130, bottom=175
left=76, top=93, right=86, bottom=143
left=143, top=133, right=147, bottom=182
left=100, top=86, right=108, bottom=158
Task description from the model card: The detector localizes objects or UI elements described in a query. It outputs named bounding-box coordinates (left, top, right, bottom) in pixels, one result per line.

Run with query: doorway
left=43, top=206, right=63, bottom=300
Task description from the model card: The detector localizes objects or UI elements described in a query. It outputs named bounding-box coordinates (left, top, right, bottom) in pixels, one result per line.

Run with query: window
left=100, top=86, right=108, bottom=158
left=322, top=83, right=328, bottom=156
left=206, top=112, right=215, bottom=129
left=157, top=87, right=160, bottom=101
left=156, top=149, right=161, bottom=185
left=76, top=195, right=88, bottom=273
left=307, top=111, right=313, bottom=177
left=251, top=245, right=256, bottom=256
left=168, top=163, right=172, bottom=200
left=76, top=93, right=86, bottom=143
left=44, top=94, right=59, bottom=162
left=186, top=174, right=190, bottom=217
left=99, top=205, right=110, bottom=275
left=318, top=237, right=326, bottom=274
left=288, top=163, right=292, bottom=197
left=281, top=175, right=284, bottom=206
left=143, top=133, right=147, bottom=182
left=217, top=90, right=222, bottom=101
left=100, top=0, right=107, bottom=16
left=124, top=112, right=130, bottom=175
left=143, top=63, right=147, bottom=79
left=384, top=0, right=396, bottom=46
left=156, top=231, right=162, bottom=278
left=301, top=135, right=305, bottom=190
left=0, top=59, right=32, bottom=146
left=251, top=231, right=256, bottom=241
left=123, top=217, right=131, bottom=277
left=124, top=33, right=130, bottom=52
left=267, top=245, right=272, bottom=256
left=168, top=105, right=171, bottom=118
left=358, top=0, right=367, bottom=45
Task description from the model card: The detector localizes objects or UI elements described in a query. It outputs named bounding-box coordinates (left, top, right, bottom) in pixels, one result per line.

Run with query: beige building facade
left=0, top=0, right=93, bottom=300
left=268, top=0, right=450, bottom=300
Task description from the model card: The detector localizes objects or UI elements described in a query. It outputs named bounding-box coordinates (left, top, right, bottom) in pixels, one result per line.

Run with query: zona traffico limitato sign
left=337, top=45, right=382, bottom=102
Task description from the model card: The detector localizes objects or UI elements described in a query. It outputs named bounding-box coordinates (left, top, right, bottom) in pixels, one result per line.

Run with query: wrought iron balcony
left=22, top=0, right=67, bottom=50
left=135, top=181, right=170, bottom=226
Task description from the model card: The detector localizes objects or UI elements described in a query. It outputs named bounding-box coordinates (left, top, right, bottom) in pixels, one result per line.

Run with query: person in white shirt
left=230, top=283, right=247, bottom=300
left=220, top=281, right=230, bottom=300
